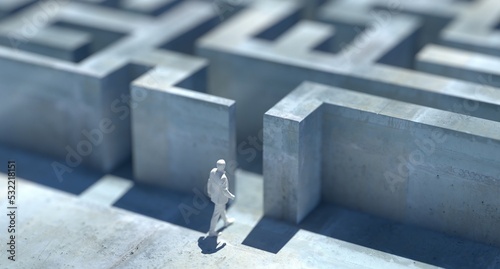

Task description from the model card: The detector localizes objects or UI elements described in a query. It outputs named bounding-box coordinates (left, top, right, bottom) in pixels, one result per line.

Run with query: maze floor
left=1, top=145, right=499, bottom=269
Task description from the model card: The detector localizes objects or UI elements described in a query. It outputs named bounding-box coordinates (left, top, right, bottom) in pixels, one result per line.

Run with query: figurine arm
left=221, top=175, right=235, bottom=200
left=207, top=177, right=212, bottom=198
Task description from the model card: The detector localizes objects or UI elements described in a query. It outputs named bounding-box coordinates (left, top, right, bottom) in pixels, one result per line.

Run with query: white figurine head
left=216, top=159, right=226, bottom=172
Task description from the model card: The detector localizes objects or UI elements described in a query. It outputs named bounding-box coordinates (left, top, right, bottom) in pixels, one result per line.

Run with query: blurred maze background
left=1, top=0, right=500, bottom=268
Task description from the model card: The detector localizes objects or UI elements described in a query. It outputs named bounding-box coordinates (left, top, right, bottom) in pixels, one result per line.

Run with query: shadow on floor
left=112, top=162, right=216, bottom=233
left=0, top=145, right=217, bottom=234
left=197, top=236, right=226, bottom=254
left=300, top=202, right=500, bottom=269
left=0, top=144, right=103, bottom=194
left=6, top=144, right=498, bottom=268
left=242, top=217, right=299, bottom=254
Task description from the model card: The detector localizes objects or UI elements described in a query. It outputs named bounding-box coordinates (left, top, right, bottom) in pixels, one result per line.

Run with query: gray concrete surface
left=0, top=0, right=34, bottom=20
left=0, top=1, right=219, bottom=173
left=1, top=1, right=500, bottom=267
left=197, top=0, right=421, bottom=142
left=131, top=52, right=236, bottom=194
left=440, top=0, right=500, bottom=57
left=1, top=144, right=499, bottom=268
left=264, top=82, right=500, bottom=247
left=416, top=44, right=500, bottom=87
left=197, top=0, right=500, bottom=173
left=3, top=170, right=500, bottom=269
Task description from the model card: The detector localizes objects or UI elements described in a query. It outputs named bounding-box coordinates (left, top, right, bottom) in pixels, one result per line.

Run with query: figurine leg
left=221, top=206, right=235, bottom=226
left=208, top=204, right=223, bottom=236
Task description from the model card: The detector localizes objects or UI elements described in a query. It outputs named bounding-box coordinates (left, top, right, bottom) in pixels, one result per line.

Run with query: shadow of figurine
left=197, top=236, right=226, bottom=254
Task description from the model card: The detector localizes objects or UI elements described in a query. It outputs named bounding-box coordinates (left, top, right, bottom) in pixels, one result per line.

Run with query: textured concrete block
left=0, top=52, right=116, bottom=171
left=198, top=1, right=420, bottom=140
left=416, top=44, right=500, bottom=87
left=317, top=0, right=460, bottom=54
left=264, top=82, right=500, bottom=247
left=197, top=0, right=500, bottom=173
left=0, top=24, right=92, bottom=62
left=264, top=99, right=322, bottom=223
left=440, top=0, right=500, bottom=57
left=0, top=0, right=35, bottom=20
left=0, top=1, right=220, bottom=174
left=131, top=51, right=236, bottom=194
left=121, top=0, right=179, bottom=16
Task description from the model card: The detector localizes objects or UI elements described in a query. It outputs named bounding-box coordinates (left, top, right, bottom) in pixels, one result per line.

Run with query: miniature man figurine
left=207, top=159, right=235, bottom=237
